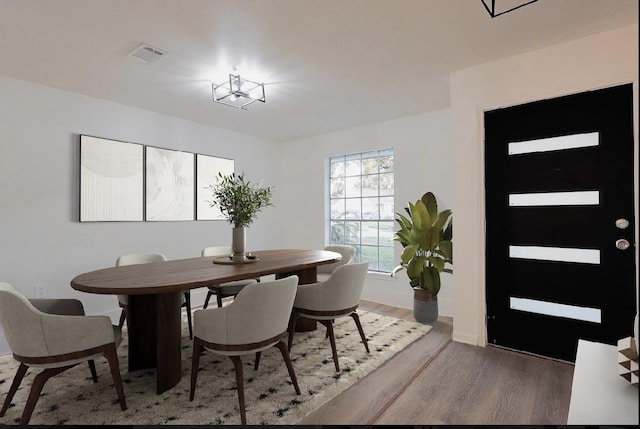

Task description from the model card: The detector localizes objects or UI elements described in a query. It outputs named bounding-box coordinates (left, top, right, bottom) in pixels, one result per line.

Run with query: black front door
left=485, top=84, right=636, bottom=362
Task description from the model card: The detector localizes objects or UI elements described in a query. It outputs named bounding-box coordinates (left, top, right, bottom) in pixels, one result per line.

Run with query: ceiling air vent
left=129, top=43, right=167, bottom=64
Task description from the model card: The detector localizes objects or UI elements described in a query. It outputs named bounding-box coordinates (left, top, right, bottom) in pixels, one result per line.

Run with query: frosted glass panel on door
left=508, top=132, right=599, bottom=155
left=510, top=297, right=601, bottom=323
left=509, top=191, right=599, bottom=207
left=509, top=245, right=600, bottom=264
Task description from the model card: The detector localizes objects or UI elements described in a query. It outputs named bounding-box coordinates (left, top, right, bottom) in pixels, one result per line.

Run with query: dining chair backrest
left=0, top=283, right=50, bottom=357
left=194, top=275, right=298, bottom=346
left=309, top=262, right=369, bottom=312
left=317, top=245, right=355, bottom=275
left=116, top=253, right=167, bottom=266
left=201, top=246, right=232, bottom=257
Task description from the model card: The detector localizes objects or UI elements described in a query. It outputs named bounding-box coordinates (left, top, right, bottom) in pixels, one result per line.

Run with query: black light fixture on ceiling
left=481, top=0, right=539, bottom=18
left=212, top=74, right=266, bottom=110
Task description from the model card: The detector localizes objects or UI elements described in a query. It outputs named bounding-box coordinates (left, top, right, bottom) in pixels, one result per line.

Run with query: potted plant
left=392, top=192, right=452, bottom=323
left=207, top=172, right=273, bottom=261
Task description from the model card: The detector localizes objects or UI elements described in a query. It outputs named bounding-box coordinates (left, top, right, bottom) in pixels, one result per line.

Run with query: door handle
left=615, top=239, right=630, bottom=250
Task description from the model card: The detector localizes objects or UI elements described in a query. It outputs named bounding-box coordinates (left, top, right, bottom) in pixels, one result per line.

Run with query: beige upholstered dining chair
left=201, top=246, right=258, bottom=308
left=190, top=276, right=300, bottom=425
left=0, top=282, right=127, bottom=425
left=116, top=253, right=194, bottom=339
left=317, top=245, right=355, bottom=281
left=288, top=262, right=369, bottom=372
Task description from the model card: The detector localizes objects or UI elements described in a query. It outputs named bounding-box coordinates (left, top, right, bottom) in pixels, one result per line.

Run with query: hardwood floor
left=298, top=300, right=574, bottom=425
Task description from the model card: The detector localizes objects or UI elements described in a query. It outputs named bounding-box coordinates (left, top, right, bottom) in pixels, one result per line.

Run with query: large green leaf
left=401, top=244, right=419, bottom=264
left=438, top=240, right=453, bottom=261
left=421, top=266, right=441, bottom=295
left=413, top=200, right=432, bottom=229
left=407, top=255, right=426, bottom=279
left=434, top=210, right=452, bottom=234
left=408, top=202, right=421, bottom=229
left=395, top=213, right=412, bottom=230
left=421, top=192, right=438, bottom=222
left=427, top=255, right=445, bottom=272
left=442, top=218, right=453, bottom=241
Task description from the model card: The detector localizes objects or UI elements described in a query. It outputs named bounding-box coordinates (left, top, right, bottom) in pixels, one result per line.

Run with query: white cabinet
left=568, top=339, right=638, bottom=424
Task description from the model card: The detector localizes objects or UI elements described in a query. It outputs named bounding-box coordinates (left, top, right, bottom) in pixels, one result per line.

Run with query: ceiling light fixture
left=481, top=0, right=539, bottom=18
left=212, top=74, right=265, bottom=110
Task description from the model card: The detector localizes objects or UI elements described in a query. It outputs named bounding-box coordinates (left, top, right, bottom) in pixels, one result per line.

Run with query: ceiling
left=0, top=0, right=637, bottom=142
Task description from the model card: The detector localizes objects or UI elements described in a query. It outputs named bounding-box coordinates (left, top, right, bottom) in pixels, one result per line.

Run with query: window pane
left=345, top=221, right=360, bottom=244
left=330, top=178, right=345, bottom=198
left=510, top=297, right=601, bottom=323
left=379, top=196, right=394, bottom=220
left=362, top=174, right=379, bottom=197
left=509, top=191, right=599, bottom=207
left=362, top=154, right=379, bottom=174
left=345, top=176, right=361, bottom=198
left=361, top=245, right=379, bottom=271
left=379, top=246, right=395, bottom=272
left=352, top=245, right=362, bottom=263
left=379, top=173, right=394, bottom=196
left=380, top=155, right=393, bottom=172
left=508, top=132, right=599, bottom=155
left=345, top=157, right=361, bottom=176
left=509, top=245, right=600, bottom=264
left=331, top=159, right=345, bottom=178
left=330, top=221, right=345, bottom=244
left=345, top=199, right=361, bottom=219
left=379, top=221, right=395, bottom=246
left=362, top=221, right=378, bottom=245
left=330, top=199, right=345, bottom=220
left=362, top=197, right=379, bottom=220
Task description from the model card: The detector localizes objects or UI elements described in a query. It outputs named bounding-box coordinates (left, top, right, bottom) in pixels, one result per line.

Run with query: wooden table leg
left=127, top=295, right=157, bottom=370
left=277, top=267, right=318, bottom=332
left=155, top=292, right=182, bottom=394
left=126, top=291, right=182, bottom=394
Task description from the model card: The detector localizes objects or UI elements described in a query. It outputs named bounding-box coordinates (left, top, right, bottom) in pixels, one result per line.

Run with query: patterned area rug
left=0, top=310, right=430, bottom=425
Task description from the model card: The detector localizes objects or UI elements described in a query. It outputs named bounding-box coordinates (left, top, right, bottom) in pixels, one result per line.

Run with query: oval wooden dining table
left=70, top=248, right=341, bottom=394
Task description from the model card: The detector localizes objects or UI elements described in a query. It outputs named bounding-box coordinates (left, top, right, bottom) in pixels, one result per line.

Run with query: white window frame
left=327, top=149, right=395, bottom=273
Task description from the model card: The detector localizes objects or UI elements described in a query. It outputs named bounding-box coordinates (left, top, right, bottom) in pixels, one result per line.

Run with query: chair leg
left=287, top=311, right=298, bottom=350
left=183, top=291, right=193, bottom=340
left=88, top=359, right=98, bottom=382
left=0, top=363, right=28, bottom=417
left=254, top=351, right=261, bottom=370
left=190, top=338, right=203, bottom=401
left=320, top=319, right=340, bottom=372
left=104, top=343, right=127, bottom=411
left=203, top=291, right=212, bottom=309
left=118, top=308, right=126, bottom=329
left=230, top=355, right=246, bottom=425
left=350, top=312, right=370, bottom=353
left=21, top=366, right=71, bottom=425
left=216, top=292, right=223, bottom=308
left=275, top=341, right=301, bottom=395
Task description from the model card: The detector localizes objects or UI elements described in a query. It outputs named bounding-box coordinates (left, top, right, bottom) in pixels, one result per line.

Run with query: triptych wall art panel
left=80, top=135, right=144, bottom=222
left=79, top=134, right=235, bottom=222
left=145, top=146, right=195, bottom=221
left=196, top=154, right=234, bottom=220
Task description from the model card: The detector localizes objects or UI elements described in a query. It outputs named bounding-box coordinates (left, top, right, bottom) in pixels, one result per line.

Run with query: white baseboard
left=452, top=330, right=480, bottom=346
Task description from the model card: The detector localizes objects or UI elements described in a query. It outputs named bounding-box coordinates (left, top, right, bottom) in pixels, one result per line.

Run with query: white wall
left=0, top=75, right=280, bottom=353
left=276, top=109, right=453, bottom=314
left=450, top=24, right=639, bottom=346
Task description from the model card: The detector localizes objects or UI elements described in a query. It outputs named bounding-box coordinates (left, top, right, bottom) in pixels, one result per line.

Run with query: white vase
left=232, top=227, right=246, bottom=260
